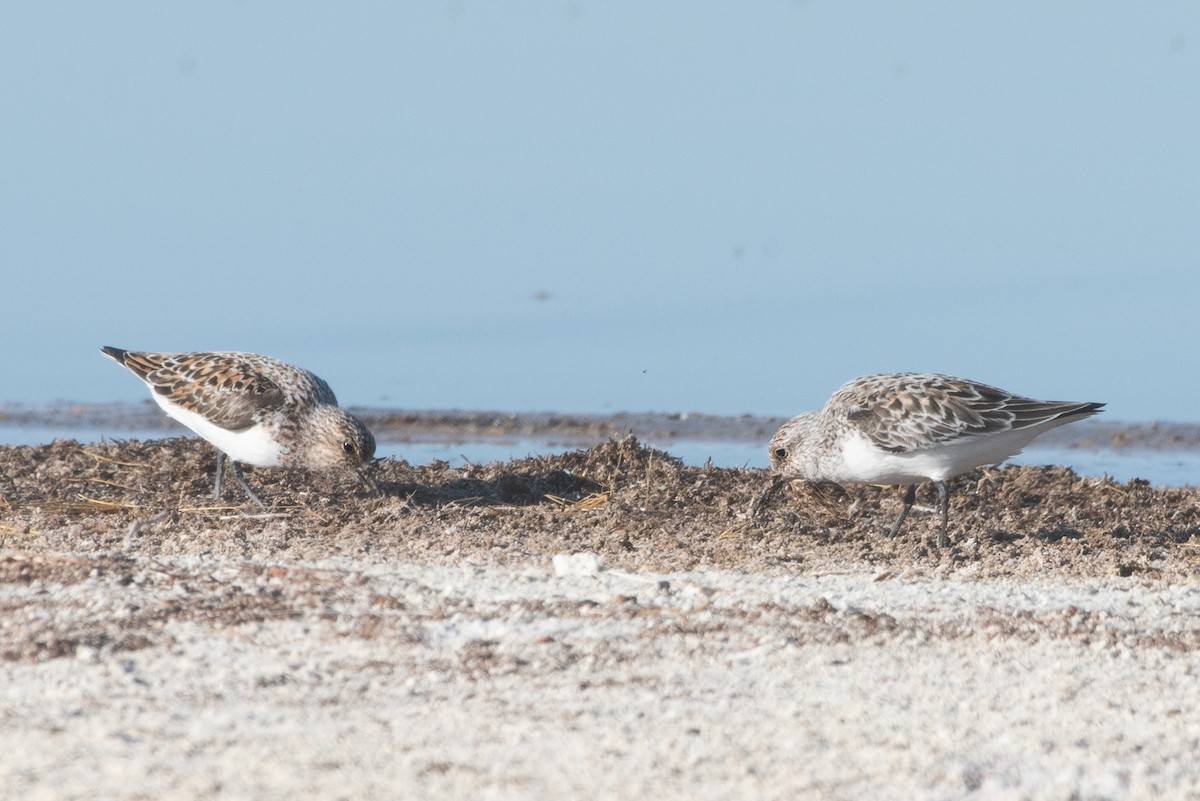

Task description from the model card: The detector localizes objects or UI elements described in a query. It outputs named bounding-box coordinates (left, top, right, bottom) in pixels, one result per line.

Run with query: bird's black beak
left=749, top=475, right=787, bottom=520
left=357, top=463, right=382, bottom=497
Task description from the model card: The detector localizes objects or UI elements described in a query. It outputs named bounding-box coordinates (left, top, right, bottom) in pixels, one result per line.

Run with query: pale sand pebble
left=1, top=554, right=1199, bottom=800
left=552, top=551, right=605, bottom=577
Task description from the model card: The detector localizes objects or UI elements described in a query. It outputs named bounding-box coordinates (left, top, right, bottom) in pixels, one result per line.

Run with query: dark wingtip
left=1068, top=401, right=1105, bottom=419
left=99, top=346, right=128, bottom=363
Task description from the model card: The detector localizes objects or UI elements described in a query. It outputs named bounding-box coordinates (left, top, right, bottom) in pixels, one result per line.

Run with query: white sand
left=2, top=552, right=1199, bottom=800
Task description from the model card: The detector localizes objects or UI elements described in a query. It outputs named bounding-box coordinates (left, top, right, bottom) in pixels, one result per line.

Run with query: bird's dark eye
left=342, top=441, right=356, bottom=455
left=773, top=447, right=788, bottom=461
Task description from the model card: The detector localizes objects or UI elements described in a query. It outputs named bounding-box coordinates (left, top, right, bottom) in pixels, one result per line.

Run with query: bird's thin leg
left=228, top=460, right=267, bottom=509
left=887, top=485, right=917, bottom=538
left=936, top=481, right=951, bottom=547
left=213, top=453, right=225, bottom=500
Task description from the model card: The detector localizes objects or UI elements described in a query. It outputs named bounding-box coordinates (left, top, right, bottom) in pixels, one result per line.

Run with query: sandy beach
left=3, top=435, right=1200, bottom=799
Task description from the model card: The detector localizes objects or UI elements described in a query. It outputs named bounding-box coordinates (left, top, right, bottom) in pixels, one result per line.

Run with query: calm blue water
left=1, top=424, right=1193, bottom=487
left=377, top=442, right=1200, bottom=488
left=2, top=4, right=1198, bottom=421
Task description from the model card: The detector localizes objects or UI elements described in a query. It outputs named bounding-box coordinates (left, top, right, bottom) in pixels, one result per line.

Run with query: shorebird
left=101, top=347, right=377, bottom=506
left=765, top=373, right=1103, bottom=546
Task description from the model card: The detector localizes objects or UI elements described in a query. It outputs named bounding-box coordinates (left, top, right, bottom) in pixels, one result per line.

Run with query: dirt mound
left=0, top=436, right=1197, bottom=581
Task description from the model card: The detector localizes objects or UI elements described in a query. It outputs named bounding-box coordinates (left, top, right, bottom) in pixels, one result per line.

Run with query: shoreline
left=1, top=401, right=1198, bottom=450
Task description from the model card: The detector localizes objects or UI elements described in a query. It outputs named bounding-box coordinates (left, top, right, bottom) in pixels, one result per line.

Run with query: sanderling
left=765, top=373, right=1103, bottom=546
left=101, top=347, right=378, bottom=507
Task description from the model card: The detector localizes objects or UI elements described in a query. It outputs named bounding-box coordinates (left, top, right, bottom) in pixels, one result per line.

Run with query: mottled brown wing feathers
left=837, top=374, right=1101, bottom=454
left=119, top=351, right=287, bottom=431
